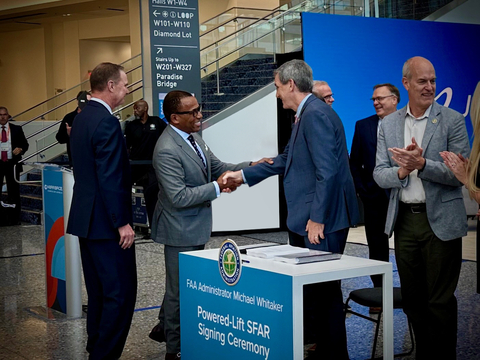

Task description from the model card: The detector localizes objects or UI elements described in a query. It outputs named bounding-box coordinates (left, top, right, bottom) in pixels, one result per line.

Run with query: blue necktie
left=187, top=135, right=206, bottom=168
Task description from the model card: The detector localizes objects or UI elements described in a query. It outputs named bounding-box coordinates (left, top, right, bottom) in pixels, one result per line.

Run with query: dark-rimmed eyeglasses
left=174, top=105, right=202, bottom=117
left=371, top=95, right=396, bottom=102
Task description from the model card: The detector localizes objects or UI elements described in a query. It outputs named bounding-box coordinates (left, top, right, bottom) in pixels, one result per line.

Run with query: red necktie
left=1, top=126, right=7, bottom=162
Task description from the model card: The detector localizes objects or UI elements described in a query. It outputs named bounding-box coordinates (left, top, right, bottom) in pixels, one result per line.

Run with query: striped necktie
left=187, top=135, right=206, bottom=168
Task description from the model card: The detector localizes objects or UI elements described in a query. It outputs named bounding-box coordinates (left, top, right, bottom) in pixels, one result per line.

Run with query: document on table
left=246, top=244, right=309, bottom=259
left=274, top=250, right=341, bottom=264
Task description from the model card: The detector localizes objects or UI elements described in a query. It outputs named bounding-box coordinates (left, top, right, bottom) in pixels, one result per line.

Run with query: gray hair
left=274, top=59, right=313, bottom=93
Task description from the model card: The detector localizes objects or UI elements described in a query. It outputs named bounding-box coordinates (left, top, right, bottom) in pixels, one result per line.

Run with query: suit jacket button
left=206, top=201, right=211, bottom=208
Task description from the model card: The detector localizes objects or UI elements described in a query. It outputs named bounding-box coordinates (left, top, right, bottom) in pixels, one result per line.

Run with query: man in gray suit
left=373, top=56, right=470, bottom=359
left=149, top=90, right=270, bottom=360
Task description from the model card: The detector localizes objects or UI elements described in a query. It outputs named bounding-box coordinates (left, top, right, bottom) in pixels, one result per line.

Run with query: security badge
left=150, top=124, right=156, bottom=130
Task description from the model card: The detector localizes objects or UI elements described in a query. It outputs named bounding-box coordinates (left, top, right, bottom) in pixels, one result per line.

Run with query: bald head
left=133, top=100, right=149, bottom=122
left=402, top=56, right=436, bottom=117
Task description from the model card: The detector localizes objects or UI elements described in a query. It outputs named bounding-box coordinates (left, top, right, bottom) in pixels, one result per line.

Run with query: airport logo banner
left=302, top=13, right=480, bottom=149
left=42, top=168, right=66, bottom=313
left=180, top=252, right=293, bottom=359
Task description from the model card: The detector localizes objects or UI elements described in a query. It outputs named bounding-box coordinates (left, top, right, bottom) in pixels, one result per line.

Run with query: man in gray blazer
left=373, top=56, right=470, bottom=359
left=149, top=90, right=270, bottom=360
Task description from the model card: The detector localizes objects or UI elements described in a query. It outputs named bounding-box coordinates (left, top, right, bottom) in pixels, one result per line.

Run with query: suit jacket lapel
left=395, top=108, right=407, bottom=150
left=421, top=102, right=441, bottom=151
left=286, top=95, right=314, bottom=173
left=168, top=127, right=207, bottom=176
left=369, top=115, right=378, bottom=145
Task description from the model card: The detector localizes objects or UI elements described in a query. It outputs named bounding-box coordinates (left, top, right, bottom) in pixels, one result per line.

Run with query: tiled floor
left=1, top=223, right=479, bottom=359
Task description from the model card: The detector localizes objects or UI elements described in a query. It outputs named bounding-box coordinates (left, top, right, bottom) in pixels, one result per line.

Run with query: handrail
left=200, top=6, right=277, bottom=28
left=13, top=55, right=142, bottom=122
left=21, top=75, right=142, bottom=131
left=200, top=1, right=310, bottom=72
left=200, top=9, right=285, bottom=53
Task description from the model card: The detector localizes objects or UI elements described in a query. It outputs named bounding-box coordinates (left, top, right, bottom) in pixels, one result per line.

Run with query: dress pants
left=361, top=194, right=390, bottom=287
left=394, top=208, right=461, bottom=359
left=289, top=228, right=349, bottom=360
left=79, top=238, right=137, bottom=360
left=0, top=160, right=21, bottom=223
left=161, top=244, right=204, bottom=354
left=132, top=166, right=157, bottom=228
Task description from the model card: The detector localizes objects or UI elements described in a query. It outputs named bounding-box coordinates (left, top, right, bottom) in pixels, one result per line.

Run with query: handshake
left=216, top=157, right=273, bottom=193
left=217, top=171, right=243, bottom=193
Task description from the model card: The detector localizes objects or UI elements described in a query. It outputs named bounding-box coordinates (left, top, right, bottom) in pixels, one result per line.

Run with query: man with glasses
left=148, top=90, right=271, bottom=360
left=349, top=84, right=399, bottom=305
left=312, top=80, right=335, bottom=106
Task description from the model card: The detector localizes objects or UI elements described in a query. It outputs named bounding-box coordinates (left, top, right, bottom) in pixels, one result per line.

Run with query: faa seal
left=218, top=239, right=242, bottom=286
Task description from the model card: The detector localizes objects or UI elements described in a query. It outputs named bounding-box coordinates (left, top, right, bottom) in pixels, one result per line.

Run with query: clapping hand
left=440, top=151, right=468, bottom=185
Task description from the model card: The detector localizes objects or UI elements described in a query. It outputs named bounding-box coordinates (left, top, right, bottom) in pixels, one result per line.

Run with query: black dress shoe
left=149, top=323, right=166, bottom=343
left=165, top=352, right=180, bottom=360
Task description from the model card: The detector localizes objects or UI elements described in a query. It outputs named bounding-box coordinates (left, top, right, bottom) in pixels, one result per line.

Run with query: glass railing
left=200, top=7, right=280, bottom=36
left=26, top=79, right=144, bottom=164
left=378, top=0, right=454, bottom=20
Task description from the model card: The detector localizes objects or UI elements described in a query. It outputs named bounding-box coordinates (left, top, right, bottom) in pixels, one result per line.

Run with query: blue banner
left=302, top=13, right=480, bottom=149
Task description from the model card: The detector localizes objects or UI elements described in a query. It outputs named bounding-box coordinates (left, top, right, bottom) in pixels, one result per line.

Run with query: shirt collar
left=90, top=97, right=112, bottom=114
left=406, top=103, right=432, bottom=120
left=170, top=124, right=191, bottom=141
left=1, top=122, right=9, bottom=130
left=296, top=93, right=312, bottom=118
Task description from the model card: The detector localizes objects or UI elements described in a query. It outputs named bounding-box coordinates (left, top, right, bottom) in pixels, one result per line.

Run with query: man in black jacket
left=56, top=91, right=90, bottom=166
left=0, top=106, right=29, bottom=224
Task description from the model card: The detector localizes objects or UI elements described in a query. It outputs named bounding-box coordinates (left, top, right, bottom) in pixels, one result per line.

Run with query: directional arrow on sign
left=153, top=10, right=159, bottom=17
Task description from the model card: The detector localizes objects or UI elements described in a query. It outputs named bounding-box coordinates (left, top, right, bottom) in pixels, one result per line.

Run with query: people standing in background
left=0, top=106, right=29, bottom=224
left=124, top=99, right=166, bottom=229
left=56, top=91, right=91, bottom=167
left=67, top=62, right=137, bottom=360
left=349, top=83, right=399, bottom=303
left=312, top=80, right=334, bottom=106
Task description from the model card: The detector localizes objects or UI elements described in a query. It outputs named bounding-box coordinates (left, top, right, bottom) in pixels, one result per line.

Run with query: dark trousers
left=79, top=238, right=137, bottom=360
left=160, top=244, right=204, bottom=354
left=132, top=166, right=157, bottom=227
left=362, top=194, right=390, bottom=287
left=394, top=208, right=461, bottom=360
left=0, top=160, right=21, bottom=223
left=289, top=228, right=349, bottom=360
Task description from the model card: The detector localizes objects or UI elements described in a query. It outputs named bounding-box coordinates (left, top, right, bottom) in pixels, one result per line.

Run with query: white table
left=181, top=249, right=393, bottom=359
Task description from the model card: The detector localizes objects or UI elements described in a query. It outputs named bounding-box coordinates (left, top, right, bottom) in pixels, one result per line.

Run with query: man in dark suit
left=124, top=99, right=166, bottom=228
left=149, top=90, right=270, bottom=360
left=224, top=59, right=359, bottom=360
left=56, top=90, right=91, bottom=166
left=349, top=83, right=399, bottom=295
left=0, top=106, right=29, bottom=224
left=374, top=57, right=470, bottom=358
left=66, top=62, right=137, bottom=360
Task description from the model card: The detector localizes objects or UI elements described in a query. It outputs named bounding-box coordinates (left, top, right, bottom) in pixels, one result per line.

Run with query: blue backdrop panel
left=302, top=13, right=480, bottom=150
left=180, top=254, right=293, bottom=359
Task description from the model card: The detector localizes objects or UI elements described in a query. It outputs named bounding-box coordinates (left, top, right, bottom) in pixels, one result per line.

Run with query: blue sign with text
left=179, top=253, right=293, bottom=360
